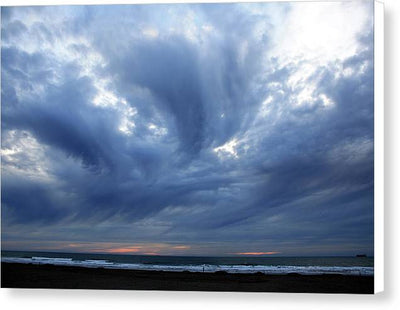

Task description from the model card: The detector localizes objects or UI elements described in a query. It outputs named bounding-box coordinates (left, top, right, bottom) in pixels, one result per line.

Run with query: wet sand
left=1, top=262, right=373, bottom=293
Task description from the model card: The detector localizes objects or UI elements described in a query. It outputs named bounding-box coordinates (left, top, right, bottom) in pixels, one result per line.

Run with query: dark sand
left=1, top=262, right=373, bottom=293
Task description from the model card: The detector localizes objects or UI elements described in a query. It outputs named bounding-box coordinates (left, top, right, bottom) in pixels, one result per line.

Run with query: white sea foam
left=1, top=257, right=374, bottom=276
left=32, top=257, right=73, bottom=263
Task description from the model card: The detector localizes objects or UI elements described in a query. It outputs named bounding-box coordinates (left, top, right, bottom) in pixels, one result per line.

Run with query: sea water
left=1, top=250, right=374, bottom=276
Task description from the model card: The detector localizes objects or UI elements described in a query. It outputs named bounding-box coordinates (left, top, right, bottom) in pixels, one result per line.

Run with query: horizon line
left=1, top=249, right=374, bottom=258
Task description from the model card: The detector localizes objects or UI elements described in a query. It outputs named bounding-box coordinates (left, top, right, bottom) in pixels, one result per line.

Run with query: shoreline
left=1, top=262, right=374, bottom=293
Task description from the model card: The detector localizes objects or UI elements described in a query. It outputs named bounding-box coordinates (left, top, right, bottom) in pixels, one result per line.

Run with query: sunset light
left=236, top=252, right=280, bottom=256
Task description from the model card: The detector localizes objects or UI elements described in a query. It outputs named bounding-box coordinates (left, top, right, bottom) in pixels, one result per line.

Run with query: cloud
left=1, top=2, right=374, bottom=256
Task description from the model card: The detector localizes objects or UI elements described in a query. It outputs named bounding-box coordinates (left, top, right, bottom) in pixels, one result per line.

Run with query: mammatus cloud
left=1, top=1, right=374, bottom=256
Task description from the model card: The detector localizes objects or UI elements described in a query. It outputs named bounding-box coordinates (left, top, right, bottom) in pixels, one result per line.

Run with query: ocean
left=1, top=250, right=374, bottom=276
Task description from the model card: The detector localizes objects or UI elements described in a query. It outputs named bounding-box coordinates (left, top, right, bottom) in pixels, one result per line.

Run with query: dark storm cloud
left=1, top=3, right=374, bottom=255
left=98, top=7, right=268, bottom=155
left=113, top=37, right=207, bottom=154
left=2, top=179, right=68, bottom=224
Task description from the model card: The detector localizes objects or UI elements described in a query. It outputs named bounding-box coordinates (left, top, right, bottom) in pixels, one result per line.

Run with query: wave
left=1, top=256, right=374, bottom=276
left=32, top=257, right=73, bottom=263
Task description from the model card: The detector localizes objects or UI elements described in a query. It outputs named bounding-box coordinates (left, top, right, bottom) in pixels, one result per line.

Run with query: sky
left=1, top=1, right=374, bottom=256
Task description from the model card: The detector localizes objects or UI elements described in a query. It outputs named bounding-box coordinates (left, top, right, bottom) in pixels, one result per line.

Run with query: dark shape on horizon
left=356, top=254, right=367, bottom=258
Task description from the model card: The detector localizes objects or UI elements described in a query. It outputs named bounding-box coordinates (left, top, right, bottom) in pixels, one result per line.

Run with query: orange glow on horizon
left=142, top=252, right=159, bottom=255
left=41, top=242, right=192, bottom=255
left=172, top=245, right=190, bottom=249
left=236, top=251, right=280, bottom=255
left=100, top=247, right=141, bottom=254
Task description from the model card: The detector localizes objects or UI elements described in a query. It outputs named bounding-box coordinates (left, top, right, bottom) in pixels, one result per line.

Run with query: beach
left=1, top=262, right=374, bottom=293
